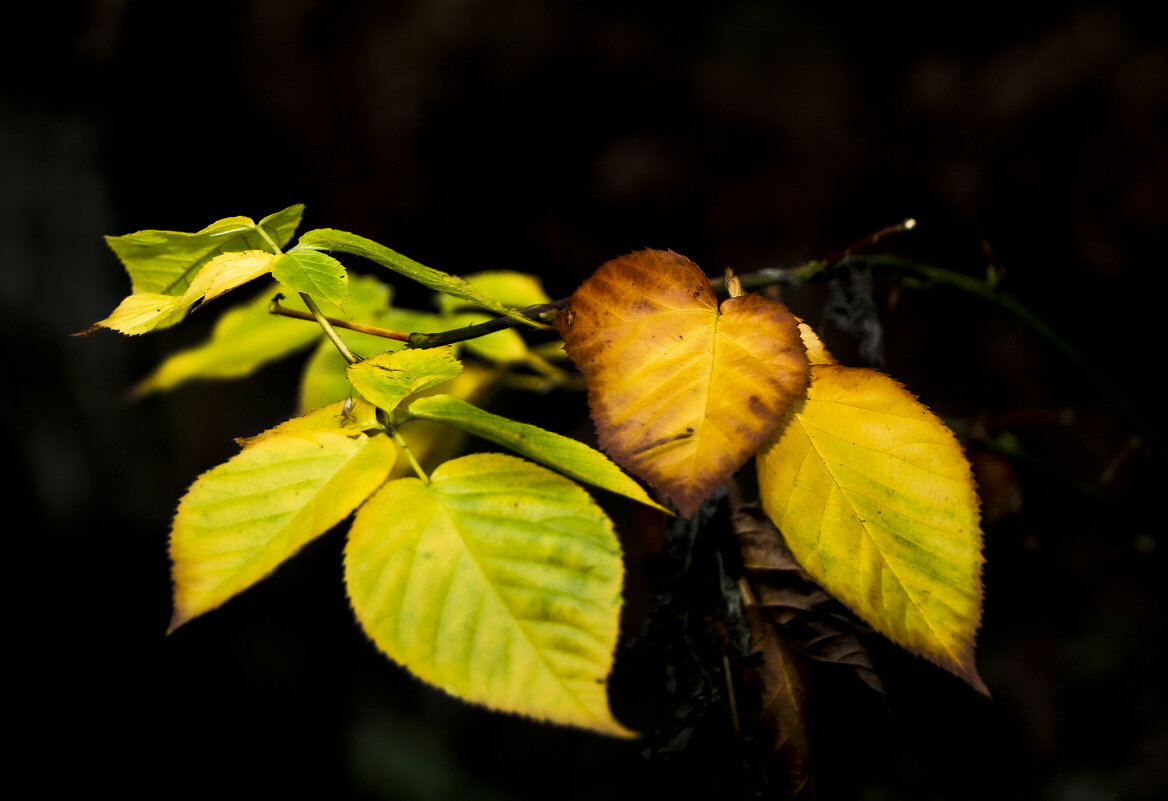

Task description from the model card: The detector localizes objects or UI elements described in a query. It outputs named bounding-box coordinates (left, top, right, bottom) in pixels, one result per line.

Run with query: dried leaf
left=556, top=250, right=808, bottom=517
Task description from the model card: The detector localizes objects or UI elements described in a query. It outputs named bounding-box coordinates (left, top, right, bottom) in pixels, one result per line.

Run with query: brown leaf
left=555, top=250, right=809, bottom=517
left=734, top=504, right=885, bottom=695
left=742, top=594, right=815, bottom=799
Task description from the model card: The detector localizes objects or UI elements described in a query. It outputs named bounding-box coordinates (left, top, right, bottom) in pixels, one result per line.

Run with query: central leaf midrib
left=433, top=480, right=610, bottom=724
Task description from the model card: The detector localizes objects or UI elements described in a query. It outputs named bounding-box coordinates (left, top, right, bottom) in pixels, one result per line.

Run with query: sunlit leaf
left=169, top=400, right=395, bottom=630
left=434, top=270, right=551, bottom=315
left=797, top=321, right=836, bottom=366
left=271, top=248, right=350, bottom=304
left=297, top=306, right=451, bottom=413
left=347, top=347, right=462, bottom=414
left=556, top=249, right=809, bottom=517
left=345, top=453, right=632, bottom=736
left=298, top=229, right=543, bottom=327
left=89, top=250, right=276, bottom=336
left=106, top=204, right=303, bottom=296
left=406, top=394, right=669, bottom=512
left=756, top=365, right=987, bottom=693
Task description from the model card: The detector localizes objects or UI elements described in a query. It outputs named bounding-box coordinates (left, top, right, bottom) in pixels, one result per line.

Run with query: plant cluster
left=85, top=204, right=987, bottom=789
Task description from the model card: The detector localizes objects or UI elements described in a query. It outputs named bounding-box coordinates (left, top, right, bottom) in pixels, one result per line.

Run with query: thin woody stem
left=405, top=303, right=563, bottom=348
left=269, top=294, right=411, bottom=342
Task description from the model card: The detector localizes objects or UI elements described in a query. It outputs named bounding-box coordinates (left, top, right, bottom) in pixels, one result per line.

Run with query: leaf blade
left=756, top=365, right=986, bottom=693
left=556, top=249, right=809, bottom=517
left=105, top=204, right=303, bottom=296
left=271, top=248, right=350, bottom=304
left=169, top=400, right=395, bottom=629
left=346, top=347, right=463, bottom=414
left=345, top=453, right=631, bottom=736
left=298, top=229, right=543, bottom=327
left=406, top=394, right=669, bottom=512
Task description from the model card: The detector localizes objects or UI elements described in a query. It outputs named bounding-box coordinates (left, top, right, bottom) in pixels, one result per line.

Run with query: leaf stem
left=254, top=222, right=284, bottom=256
left=299, top=292, right=360, bottom=365
left=389, top=424, right=429, bottom=483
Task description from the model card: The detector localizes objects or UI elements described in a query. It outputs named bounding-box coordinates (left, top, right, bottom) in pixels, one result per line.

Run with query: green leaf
left=406, top=394, right=668, bottom=512
left=434, top=270, right=551, bottom=315
left=347, top=347, right=463, bottom=414
left=757, top=365, right=987, bottom=693
left=271, top=248, right=350, bottom=304
left=298, top=229, right=544, bottom=328
left=169, top=399, right=395, bottom=630
left=345, top=453, right=632, bottom=736
left=106, top=204, right=303, bottom=296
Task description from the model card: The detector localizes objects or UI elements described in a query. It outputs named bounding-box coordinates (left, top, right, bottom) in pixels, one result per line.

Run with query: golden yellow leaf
left=555, top=249, right=808, bottom=517
left=757, top=365, right=987, bottom=693
left=169, top=400, right=395, bottom=630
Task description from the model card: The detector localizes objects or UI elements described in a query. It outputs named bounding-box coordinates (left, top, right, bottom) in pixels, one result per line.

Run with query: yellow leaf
left=169, top=400, right=395, bottom=630
left=346, top=453, right=632, bottom=736
left=757, top=365, right=987, bottom=693
left=90, top=250, right=274, bottom=335
left=555, top=249, right=808, bottom=517
left=797, top=320, right=837, bottom=366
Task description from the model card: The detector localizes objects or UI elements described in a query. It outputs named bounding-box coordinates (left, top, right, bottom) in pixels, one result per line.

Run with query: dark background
left=5, top=1, right=1164, bottom=798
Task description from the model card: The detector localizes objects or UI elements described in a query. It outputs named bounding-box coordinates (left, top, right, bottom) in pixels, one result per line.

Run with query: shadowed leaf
left=555, top=249, right=809, bottom=517
left=134, top=275, right=393, bottom=396
left=733, top=503, right=885, bottom=694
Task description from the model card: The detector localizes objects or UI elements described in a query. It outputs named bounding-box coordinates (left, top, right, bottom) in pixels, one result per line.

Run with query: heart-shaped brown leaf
left=556, top=250, right=808, bottom=517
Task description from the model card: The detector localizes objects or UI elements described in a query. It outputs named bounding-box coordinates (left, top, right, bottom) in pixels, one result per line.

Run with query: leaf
left=387, top=365, right=502, bottom=478
left=298, top=229, right=545, bottom=328
left=797, top=321, right=836, bottom=366
left=297, top=306, right=453, bottom=413
left=106, top=204, right=303, bottom=296
left=743, top=601, right=814, bottom=799
left=406, top=394, right=669, bottom=512
left=169, top=399, right=395, bottom=630
left=90, top=250, right=276, bottom=335
left=133, top=276, right=393, bottom=396
left=133, top=286, right=320, bottom=395
left=346, top=347, right=463, bottom=414
left=756, top=365, right=987, bottom=693
left=345, top=453, right=632, bottom=736
left=434, top=270, right=551, bottom=315
left=271, top=248, right=350, bottom=304
left=733, top=503, right=884, bottom=694
left=555, top=249, right=809, bottom=517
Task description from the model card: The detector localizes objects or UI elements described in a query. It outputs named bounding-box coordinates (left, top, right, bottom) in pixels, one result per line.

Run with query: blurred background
left=4, top=1, right=1164, bottom=798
